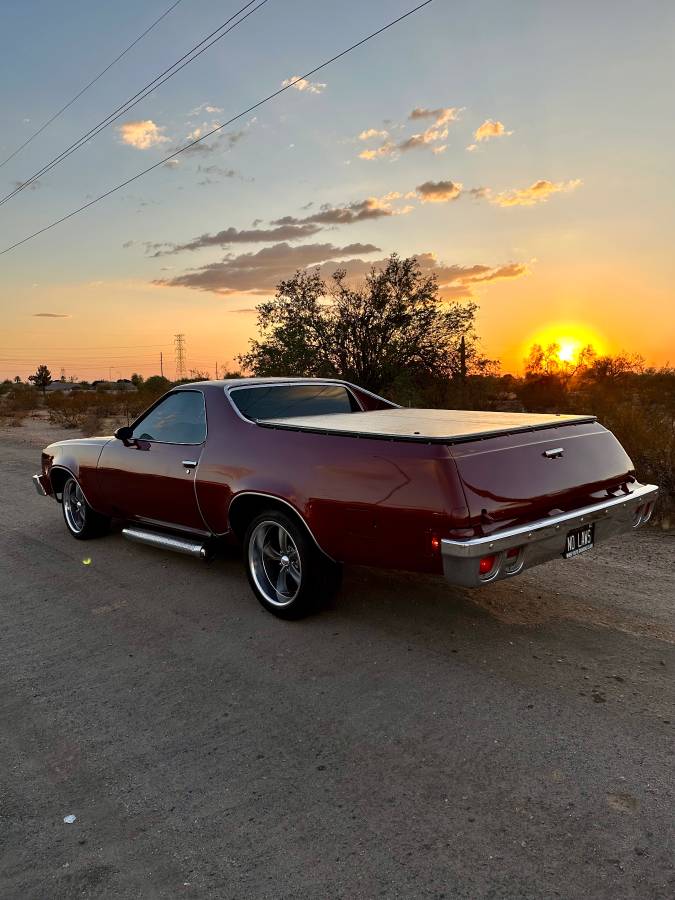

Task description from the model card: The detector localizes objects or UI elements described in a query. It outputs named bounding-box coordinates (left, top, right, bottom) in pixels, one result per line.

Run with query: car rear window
left=230, top=384, right=360, bottom=420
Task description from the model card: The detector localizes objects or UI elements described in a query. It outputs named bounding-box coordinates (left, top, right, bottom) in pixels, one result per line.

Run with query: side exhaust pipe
left=122, top=526, right=208, bottom=559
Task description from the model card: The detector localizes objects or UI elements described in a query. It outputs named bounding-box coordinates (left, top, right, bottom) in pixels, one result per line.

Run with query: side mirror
left=114, top=425, right=133, bottom=442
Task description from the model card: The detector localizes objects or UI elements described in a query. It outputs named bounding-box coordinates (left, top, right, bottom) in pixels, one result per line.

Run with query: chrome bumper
left=441, top=482, right=658, bottom=587
left=32, top=473, right=50, bottom=497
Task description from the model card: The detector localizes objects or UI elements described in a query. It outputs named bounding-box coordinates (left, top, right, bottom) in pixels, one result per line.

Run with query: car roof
left=176, top=377, right=344, bottom=392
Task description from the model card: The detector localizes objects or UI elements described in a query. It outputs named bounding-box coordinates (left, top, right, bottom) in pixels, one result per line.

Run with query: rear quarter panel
left=196, top=389, right=469, bottom=572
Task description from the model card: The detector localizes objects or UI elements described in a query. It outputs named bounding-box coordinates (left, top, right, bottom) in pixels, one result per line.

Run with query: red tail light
left=506, top=546, right=520, bottom=559
left=479, top=554, right=496, bottom=575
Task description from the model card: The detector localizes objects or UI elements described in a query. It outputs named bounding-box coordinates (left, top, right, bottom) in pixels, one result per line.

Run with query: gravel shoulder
left=1, top=429, right=673, bottom=899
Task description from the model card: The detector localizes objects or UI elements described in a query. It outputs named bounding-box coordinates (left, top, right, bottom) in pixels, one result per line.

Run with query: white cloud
left=117, top=120, right=170, bottom=150
left=282, top=76, right=326, bottom=94
left=189, top=103, right=224, bottom=116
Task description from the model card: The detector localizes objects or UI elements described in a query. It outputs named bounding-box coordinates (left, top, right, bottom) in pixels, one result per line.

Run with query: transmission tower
left=174, top=333, right=186, bottom=380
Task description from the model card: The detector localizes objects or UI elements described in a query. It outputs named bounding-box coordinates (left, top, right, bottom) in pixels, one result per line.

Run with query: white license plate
left=563, top=523, right=595, bottom=558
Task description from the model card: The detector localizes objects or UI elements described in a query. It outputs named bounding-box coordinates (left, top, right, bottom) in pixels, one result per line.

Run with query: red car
left=34, top=378, right=658, bottom=618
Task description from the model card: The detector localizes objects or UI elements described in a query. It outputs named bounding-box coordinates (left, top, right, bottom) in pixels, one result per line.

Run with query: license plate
left=563, top=523, right=595, bottom=558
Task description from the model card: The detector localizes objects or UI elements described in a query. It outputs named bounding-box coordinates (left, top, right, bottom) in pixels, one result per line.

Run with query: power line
left=0, top=1, right=434, bottom=256
left=1, top=0, right=269, bottom=206
left=0, top=0, right=184, bottom=171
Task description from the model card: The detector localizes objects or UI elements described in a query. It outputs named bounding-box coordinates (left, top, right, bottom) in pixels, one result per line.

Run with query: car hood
left=45, top=436, right=113, bottom=452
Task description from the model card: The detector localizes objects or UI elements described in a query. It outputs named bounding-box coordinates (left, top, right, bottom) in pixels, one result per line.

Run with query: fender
left=46, top=438, right=112, bottom=514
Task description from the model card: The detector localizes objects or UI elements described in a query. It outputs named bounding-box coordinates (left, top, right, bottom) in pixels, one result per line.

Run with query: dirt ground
left=1, top=423, right=673, bottom=898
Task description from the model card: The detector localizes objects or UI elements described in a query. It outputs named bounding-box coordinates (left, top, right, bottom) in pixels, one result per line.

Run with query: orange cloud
left=358, top=128, right=389, bottom=141
left=359, top=106, right=461, bottom=160
left=117, top=120, right=170, bottom=149
left=491, top=179, right=582, bottom=207
left=473, top=119, right=512, bottom=142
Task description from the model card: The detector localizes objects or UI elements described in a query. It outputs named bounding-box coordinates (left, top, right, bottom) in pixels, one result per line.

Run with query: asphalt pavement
left=1, top=436, right=673, bottom=899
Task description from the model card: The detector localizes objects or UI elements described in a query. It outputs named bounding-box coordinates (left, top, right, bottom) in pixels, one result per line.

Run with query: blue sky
left=1, top=0, right=673, bottom=378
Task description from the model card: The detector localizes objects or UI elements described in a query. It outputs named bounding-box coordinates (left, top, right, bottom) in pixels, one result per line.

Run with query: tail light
left=479, top=554, right=496, bottom=575
left=504, top=545, right=524, bottom=574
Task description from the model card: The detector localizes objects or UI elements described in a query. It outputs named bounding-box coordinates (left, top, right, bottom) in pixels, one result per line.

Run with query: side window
left=132, top=391, right=206, bottom=444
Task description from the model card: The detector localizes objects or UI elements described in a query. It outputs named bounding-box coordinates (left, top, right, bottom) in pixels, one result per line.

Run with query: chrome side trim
left=441, top=483, right=658, bottom=587
left=227, top=490, right=334, bottom=561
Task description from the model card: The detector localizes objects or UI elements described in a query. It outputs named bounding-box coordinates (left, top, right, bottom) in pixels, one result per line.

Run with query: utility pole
left=215, top=361, right=219, bottom=379
left=459, top=335, right=467, bottom=383
left=174, top=334, right=186, bottom=381
left=160, top=351, right=164, bottom=378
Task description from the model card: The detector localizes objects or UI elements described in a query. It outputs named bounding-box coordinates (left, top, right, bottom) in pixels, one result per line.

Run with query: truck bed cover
left=257, top=408, right=595, bottom=444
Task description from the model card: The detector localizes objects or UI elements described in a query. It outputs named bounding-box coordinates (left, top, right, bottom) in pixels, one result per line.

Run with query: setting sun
left=525, top=321, right=606, bottom=367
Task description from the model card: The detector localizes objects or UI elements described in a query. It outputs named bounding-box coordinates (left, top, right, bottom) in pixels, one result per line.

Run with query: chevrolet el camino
left=33, top=378, right=658, bottom=618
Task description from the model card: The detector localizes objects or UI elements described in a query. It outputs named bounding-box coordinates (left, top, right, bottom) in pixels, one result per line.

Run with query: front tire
left=61, top=477, right=110, bottom=540
left=244, top=510, right=337, bottom=619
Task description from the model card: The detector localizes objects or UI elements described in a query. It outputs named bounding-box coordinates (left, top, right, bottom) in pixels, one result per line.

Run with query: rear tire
left=61, top=476, right=110, bottom=540
left=244, top=510, right=338, bottom=619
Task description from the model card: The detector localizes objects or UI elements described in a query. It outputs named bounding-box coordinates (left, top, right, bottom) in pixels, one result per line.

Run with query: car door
left=97, top=389, right=208, bottom=533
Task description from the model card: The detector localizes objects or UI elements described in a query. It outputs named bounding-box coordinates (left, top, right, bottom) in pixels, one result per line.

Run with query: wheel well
left=228, top=493, right=329, bottom=558
left=49, top=466, right=74, bottom=496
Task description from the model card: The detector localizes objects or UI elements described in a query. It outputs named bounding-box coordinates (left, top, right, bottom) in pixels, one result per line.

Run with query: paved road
left=1, top=436, right=673, bottom=899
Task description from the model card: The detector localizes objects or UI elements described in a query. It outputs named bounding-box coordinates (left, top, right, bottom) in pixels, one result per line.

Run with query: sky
left=1, top=0, right=674, bottom=381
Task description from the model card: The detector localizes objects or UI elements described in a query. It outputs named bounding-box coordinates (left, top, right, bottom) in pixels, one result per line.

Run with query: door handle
left=182, top=459, right=198, bottom=469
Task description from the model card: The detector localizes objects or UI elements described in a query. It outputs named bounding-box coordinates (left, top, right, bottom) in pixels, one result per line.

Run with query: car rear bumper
left=441, top=482, right=658, bottom=587
left=32, top=473, right=52, bottom=497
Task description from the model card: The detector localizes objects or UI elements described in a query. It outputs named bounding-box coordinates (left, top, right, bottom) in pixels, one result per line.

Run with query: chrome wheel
left=248, top=520, right=302, bottom=608
left=63, top=479, right=87, bottom=533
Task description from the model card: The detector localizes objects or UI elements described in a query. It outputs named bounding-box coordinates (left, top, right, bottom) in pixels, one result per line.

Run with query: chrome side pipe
left=122, top=526, right=208, bottom=559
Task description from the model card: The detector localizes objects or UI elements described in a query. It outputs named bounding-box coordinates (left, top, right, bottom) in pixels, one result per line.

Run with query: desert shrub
left=3, top=383, right=38, bottom=413
left=46, top=392, right=91, bottom=428
left=574, top=369, right=675, bottom=522
left=80, top=413, right=104, bottom=437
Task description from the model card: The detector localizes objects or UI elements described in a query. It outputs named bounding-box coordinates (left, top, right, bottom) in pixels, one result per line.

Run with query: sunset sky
left=1, top=0, right=673, bottom=381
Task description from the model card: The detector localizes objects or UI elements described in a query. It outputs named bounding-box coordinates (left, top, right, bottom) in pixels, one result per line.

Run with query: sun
left=525, top=321, right=606, bottom=368
left=556, top=339, right=580, bottom=364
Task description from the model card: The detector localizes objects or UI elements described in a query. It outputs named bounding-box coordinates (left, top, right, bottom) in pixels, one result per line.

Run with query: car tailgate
left=448, top=419, right=635, bottom=527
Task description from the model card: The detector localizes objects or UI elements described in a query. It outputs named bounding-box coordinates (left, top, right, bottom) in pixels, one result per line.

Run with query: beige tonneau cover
left=257, top=407, right=595, bottom=444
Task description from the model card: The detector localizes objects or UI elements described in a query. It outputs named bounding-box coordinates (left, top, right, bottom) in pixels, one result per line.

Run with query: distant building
left=44, top=382, right=76, bottom=394
left=91, top=380, right=138, bottom=392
